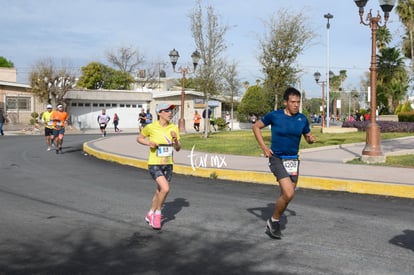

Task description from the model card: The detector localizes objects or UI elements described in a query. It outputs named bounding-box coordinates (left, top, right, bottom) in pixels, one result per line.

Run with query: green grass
left=181, top=129, right=412, bottom=156
left=386, top=155, right=414, bottom=167
left=180, top=129, right=414, bottom=167
left=347, top=154, right=414, bottom=168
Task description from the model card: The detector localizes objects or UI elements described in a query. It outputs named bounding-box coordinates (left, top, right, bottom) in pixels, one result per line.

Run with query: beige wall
left=150, top=94, right=222, bottom=131
left=0, top=86, right=44, bottom=125
left=0, top=68, right=17, bottom=82
left=0, top=67, right=46, bottom=126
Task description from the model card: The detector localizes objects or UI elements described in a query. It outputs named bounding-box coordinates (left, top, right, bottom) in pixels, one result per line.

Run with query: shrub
left=398, top=111, right=414, bottom=122
left=342, top=120, right=414, bottom=132
left=30, top=112, right=39, bottom=125
left=396, top=101, right=413, bottom=114
left=215, top=117, right=226, bottom=130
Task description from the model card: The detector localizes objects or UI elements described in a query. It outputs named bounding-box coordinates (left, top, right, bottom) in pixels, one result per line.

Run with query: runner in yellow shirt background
left=41, top=104, right=54, bottom=151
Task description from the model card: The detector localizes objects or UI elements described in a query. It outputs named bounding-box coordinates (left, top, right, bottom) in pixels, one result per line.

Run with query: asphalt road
left=0, top=134, right=413, bottom=275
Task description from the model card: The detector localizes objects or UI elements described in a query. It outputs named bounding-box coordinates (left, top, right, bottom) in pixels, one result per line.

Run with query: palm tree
left=396, top=0, right=414, bottom=70
left=376, top=47, right=409, bottom=113
left=329, top=70, right=347, bottom=120
left=376, top=27, right=392, bottom=50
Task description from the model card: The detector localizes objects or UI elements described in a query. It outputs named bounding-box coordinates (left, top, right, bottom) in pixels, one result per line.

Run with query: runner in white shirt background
left=97, top=109, right=111, bottom=137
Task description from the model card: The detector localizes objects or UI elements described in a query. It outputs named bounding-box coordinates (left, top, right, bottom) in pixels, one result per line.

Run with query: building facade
left=1, top=68, right=224, bottom=131
left=0, top=68, right=42, bottom=126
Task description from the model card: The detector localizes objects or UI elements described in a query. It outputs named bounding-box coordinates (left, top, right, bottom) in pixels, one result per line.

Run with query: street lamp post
left=313, top=71, right=326, bottom=129
left=353, top=0, right=396, bottom=163
left=324, top=13, right=333, bottom=128
left=314, top=71, right=334, bottom=130
left=348, top=92, right=352, bottom=120
left=169, top=48, right=201, bottom=133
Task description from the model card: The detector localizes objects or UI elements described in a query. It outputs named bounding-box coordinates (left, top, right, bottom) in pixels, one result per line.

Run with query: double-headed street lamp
left=169, top=48, right=201, bottom=133
left=314, top=71, right=334, bottom=130
left=353, top=0, right=396, bottom=163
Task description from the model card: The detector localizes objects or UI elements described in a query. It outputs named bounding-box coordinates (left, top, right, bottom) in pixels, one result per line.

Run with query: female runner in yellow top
left=137, top=103, right=181, bottom=230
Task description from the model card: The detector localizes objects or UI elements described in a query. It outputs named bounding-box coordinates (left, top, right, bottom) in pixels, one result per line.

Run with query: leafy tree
left=189, top=0, right=230, bottom=138
left=258, top=9, right=315, bottom=110
left=77, top=62, right=110, bottom=89
left=29, top=58, right=77, bottom=106
left=176, top=76, right=200, bottom=89
left=0, top=56, right=14, bottom=68
left=304, top=97, right=323, bottom=116
left=109, top=70, right=135, bottom=90
left=238, top=85, right=271, bottom=119
left=77, top=62, right=134, bottom=90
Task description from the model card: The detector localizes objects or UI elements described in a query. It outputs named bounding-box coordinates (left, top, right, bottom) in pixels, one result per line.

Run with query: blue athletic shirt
left=261, top=109, right=310, bottom=157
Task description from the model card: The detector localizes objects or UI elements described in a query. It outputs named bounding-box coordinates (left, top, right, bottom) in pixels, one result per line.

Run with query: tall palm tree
left=376, top=47, right=409, bottom=113
left=396, top=0, right=414, bottom=70
left=376, top=27, right=392, bottom=50
left=329, top=70, right=347, bottom=120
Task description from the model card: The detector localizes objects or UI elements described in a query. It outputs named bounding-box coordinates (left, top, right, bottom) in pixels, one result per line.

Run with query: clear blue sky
left=0, top=0, right=405, bottom=98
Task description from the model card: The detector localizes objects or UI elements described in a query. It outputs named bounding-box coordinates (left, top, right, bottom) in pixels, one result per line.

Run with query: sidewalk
left=83, top=131, right=414, bottom=199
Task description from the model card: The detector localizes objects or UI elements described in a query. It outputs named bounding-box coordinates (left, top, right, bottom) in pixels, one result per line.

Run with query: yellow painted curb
left=83, top=142, right=414, bottom=199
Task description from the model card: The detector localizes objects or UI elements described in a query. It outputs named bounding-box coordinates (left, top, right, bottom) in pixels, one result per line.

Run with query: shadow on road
left=162, top=197, right=190, bottom=225
left=389, top=229, right=414, bottom=252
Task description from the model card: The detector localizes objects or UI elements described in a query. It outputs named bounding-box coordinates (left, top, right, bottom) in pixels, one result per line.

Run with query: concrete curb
left=83, top=142, right=414, bottom=199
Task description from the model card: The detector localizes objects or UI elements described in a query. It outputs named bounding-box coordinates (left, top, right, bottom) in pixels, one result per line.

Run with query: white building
left=65, top=87, right=223, bottom=131
left=65, top=89, right=152, bottom=130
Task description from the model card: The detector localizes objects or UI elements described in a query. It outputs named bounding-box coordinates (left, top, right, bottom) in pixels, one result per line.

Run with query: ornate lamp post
left=169, top=48, right=201, bottom=133
left=353, top=0, right=396, bottom=163
left=313, top=72, right=326, bottom=129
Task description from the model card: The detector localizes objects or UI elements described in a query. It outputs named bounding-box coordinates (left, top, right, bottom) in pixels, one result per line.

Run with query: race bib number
left=47, top=121, right=53, bottom=126
left=100, top=123, right=106, bottom=127
left=56, top=121, right=62, bottom=126
left=157, top=144, right=173, bottom=157
left=282, top=158, right=298, bottom=176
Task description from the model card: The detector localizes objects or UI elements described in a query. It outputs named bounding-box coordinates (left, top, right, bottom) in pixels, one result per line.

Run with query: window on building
left=6, top=96, right=31, bottom=111
left=112, top=103, right=117, bottom=107
left=85, top=103, right=90, bottom=107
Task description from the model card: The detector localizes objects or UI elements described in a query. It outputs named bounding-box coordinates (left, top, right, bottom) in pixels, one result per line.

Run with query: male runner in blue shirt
left=253, top=87, right=316, bottom=239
